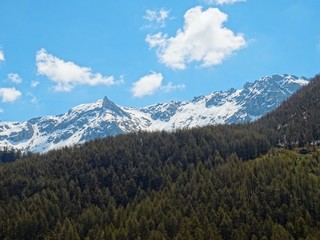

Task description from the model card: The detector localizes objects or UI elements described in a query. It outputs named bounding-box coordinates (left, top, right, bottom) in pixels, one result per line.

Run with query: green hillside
left=1, top=146, right=320, bottom=239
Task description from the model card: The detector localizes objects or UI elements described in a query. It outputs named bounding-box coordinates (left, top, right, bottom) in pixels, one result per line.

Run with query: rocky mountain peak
left=0, top=74, right=309, bottom=153
left=102, top=96, right=129, bottom=117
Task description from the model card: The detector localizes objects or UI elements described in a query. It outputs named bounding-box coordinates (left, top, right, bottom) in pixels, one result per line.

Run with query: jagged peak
left=244, top=74, right=308, bottom=88
left=101, top=96, right=130, bottom=118
left=102, top=96, right=115, bottom=108
left=0, top=73, right=311, bottom=153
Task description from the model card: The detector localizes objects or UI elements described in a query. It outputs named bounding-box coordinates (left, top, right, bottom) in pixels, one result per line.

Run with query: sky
left=0, top=0, right=319, bottom=121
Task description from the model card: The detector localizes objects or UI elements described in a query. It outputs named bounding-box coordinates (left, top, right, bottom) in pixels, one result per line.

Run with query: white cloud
left=7, top=73, right=23, bottom=84
left=161, top=82, right=186, bottom=93
left=31, top=80, right=40, bottom=88
left=27, top=93, right=39, bottom=105
left=0, top=108, right=3, bottom=113
left=36, top=49, right=118, bottom=92
left=146, top=32, right=168, bottom=48
left=204, top=0, right=246, bottom=5
left=0, top=50, right=4, bottom=62
left=131, top=72, right=163, bottom=97
left=146, top=6, right=246, bottom=70
left=144, top=8, right=170, bottom=28
left=131, top=73, right=185, bottom=97
left=0, top=88, right=22, bottom=102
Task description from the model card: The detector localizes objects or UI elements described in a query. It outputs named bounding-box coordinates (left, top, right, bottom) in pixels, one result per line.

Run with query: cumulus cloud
left=146, top=6, right=246, bottom=70
left=204, top=0, right=246, bottom=5
left=131, top=72, right=163, bottom=97
left=144, top=8, right=170, bottom=28
left=131, top=72, right=185, bottom=97
left=0, top=50, right=4, bottom=62
left=7, top=73, right=23, bottom=84
left=0, top=88, right=22, bottom=102
left=36, top=49, right=118, bottom=92
left=31, top=80, right=40, bottom=88
left=161, top=82, right=186, bottom=93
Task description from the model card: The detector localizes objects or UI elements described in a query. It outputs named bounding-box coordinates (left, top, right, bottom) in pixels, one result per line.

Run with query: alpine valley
left=0, top=74, right=309, bottom=152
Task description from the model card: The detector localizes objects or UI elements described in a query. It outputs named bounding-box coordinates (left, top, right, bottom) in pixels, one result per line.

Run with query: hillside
left=0, top=74, right=308, bottom=153
left=0, top=142, right=319, bottom=239
left=0, top=75, right=320, bottom=239
left=254, top=74, right=320, bottom=147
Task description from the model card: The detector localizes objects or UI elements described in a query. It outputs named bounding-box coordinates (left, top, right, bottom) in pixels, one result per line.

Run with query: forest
left=0, top=75, right=320, bottom=239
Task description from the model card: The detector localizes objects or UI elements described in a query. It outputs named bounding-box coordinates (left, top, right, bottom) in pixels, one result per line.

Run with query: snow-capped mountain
left=0, top=74, right=309, bottom=153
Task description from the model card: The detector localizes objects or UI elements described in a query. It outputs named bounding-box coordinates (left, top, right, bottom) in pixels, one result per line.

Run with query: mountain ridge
left=0, top=74, right=309, bottom=152
left=1, top=75, right=319, bottom=240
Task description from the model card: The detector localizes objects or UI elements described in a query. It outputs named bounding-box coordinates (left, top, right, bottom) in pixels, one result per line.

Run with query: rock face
left=0, top=74, right=309, bottom=153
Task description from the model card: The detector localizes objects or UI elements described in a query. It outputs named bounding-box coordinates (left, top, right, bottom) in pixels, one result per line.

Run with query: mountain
left=0, top=74, right=309, bottom=152
left=255, top=74, right=320, bottom=147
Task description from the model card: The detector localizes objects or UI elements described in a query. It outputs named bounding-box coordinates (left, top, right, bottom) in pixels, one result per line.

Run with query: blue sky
left=0, top=0, right=319, bottom=121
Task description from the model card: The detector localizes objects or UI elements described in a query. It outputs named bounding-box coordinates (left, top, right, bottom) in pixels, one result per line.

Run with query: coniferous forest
left=0, top=75, right=320, bottom=239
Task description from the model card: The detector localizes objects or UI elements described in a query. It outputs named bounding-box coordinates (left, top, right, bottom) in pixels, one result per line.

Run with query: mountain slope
left=1, top=72, right=320, bottom=238
left=0, top=74, right=309, bottom=152
left=254, top=74, right=320, bottom=147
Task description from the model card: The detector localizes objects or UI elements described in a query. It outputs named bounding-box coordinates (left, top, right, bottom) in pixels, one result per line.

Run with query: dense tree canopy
left=1, top=142, right=320, bottom=239
left=0, top=148, right=22, bottom=164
